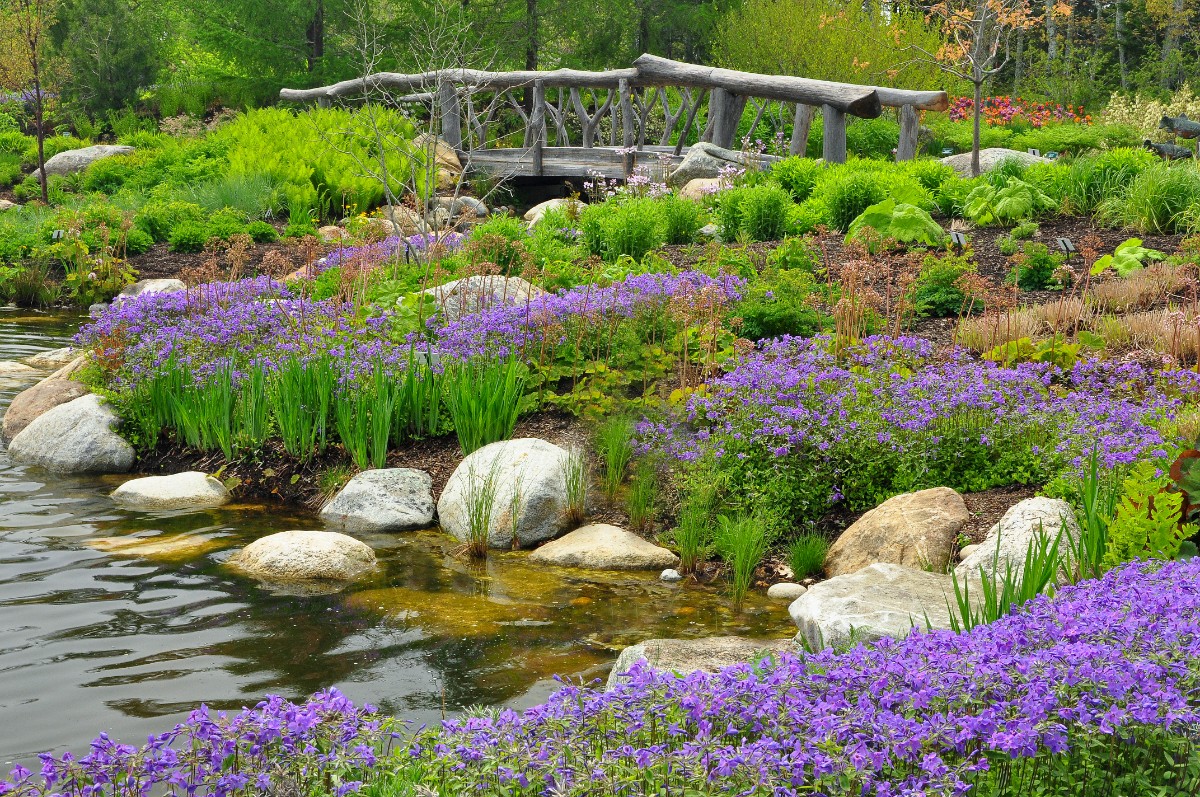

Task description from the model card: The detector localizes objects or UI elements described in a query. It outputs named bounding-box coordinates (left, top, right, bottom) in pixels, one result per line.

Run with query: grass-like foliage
left=463, top=458, right=502, bottom=558
left=713, top=513, right=770, bottom=603
left=594, top=416, right=636, bottom=500
left=626, top=461, right=658, bottom=532
left=443, top=356, right=526, bottom=456
left=268, top=356, right=335, bottom=462
left=788, top=532, right=828, bottom=579
left=11, top=560, right=1200, bottom=796
left=947, top=526, right=1063, bottom=632
left=562, top=447, right=589, bottom=527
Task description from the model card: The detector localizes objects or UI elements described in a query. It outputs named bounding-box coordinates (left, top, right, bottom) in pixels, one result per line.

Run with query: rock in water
left=42, top=144, right=134, bottom=176
left=529, top=523, right=679, bottom=570
left=824, top=487, right=968, bottom=577
left=789, top=563, right=971, bottom=649
left=1, top=379, right=89, bottom=442
left=24, top=347, right=78, bottom=370
left=7, top=394, right=134, bottom=474
left=319, top=468, right=435, bottom=532
left=660, top=568, right=683, bottom=582
left=229, top=530, right=377, bottom=583
left=606, top=637, right=798, bottom=689
left=111, top=471, right=230, bottom=511
left=940, top=147, right=1050, bottom=177
left=438, top=438, right=572, bottom=550
left=955, top=497, right=1079, bottom=579
left=0, top=361, right=38, bottom=378
left=767, top=582, right=807, bottom=602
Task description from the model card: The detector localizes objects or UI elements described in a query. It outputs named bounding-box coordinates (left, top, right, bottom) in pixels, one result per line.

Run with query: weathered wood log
left=896, top=104, right=920, bottom=161
left=791, top=104, right=815, bottom=156
left=674, top=89, right=706, bottom=156
left=531, top=81, right=547, bottom=176
left=437, top=81, right=463, bottom=150
left=619, top=79, right=635, bottom=149
left=872, top=86, right=949, bottom=113
left=280, top=67, right=641, bottom=102
left=700, top=87, right=748, bottom=148
left=633, top=54, right=881, bottom=119
left=822, top=104, right=847, bottom=164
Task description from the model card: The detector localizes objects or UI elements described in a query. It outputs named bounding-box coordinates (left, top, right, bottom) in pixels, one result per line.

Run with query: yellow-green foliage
left=1103, top=461, right=1195, bottom=569
left=1101, top=84, right=1200, bottom=140
left=212, top=108, right=423, bottom=217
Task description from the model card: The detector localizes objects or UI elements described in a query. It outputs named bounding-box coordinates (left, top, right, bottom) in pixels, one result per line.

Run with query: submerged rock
left=1, top=379, right=89, bottom=442
left=438, top=438, right=572, bottom=550
left=606, top=636, right=799, bottom=689
left=319, top=468, right=435, bottom=532
left=529, top=524, right=679, bottom=571
left=43, top=144, right=134, bottom=176
left=956, top=497, right=1079, bottom=579
left=824, top=487, right=968, bottom=577
left=88, top=533, right=228, bottom=561
left=0, top=360, right=38, bottom=378
left=7, top=394, right=134, bottom=474
left=229, top=530, right=377, bottom=583
left=110, top=471, right=230, bottom=511
left=789, top=563, right=971, bottom=649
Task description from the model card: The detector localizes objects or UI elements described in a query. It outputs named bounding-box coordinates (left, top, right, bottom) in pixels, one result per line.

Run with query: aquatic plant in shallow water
left=6, top=560, right=1200, bottom=795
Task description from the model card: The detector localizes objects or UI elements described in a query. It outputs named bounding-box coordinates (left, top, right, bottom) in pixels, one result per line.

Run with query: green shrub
left=901, top=159, right=956, bottom=191
left=0, top=153, right=21, bottom=187
left=124, top=227, right=154, bottom=255
left=964, top=178, right=1057, bottom=226
left=737, top=267, right=829, bottom=340
left=81, top=157, right=134, bottom=194
left=467, top=215, right=529, bottom=274
left=660, top=195, right=704, bottom=244
left=788, top=532, right=828, bottom=579
left=136, top=200, right=206, bottom=242
left=188, top=173, right=281, bottom=219
left=1008, top=242, right=1065, bottom=290
left=717, top=188, right=749, bottom=241
left=0, top=113, right=17, bottom=133
left=933, top=175, right=979, bottom=218
left=246, top=220, right=278, bottom=243
left=739, top=184, right=792, bottom=241
left=22, top=136, right=89, bottom=168
left=846, top=117, right=900, bottom=159
left=821, top=172, right=887, bottom=233
left=772, top=157, right=824, bottom=201
left=789, top=198, right=830, bottom=233
left=582, top=198, right=664, bottom=261
left=846, top=199, right=945, bottom=248
left=284, top=217, right=318, bottom=239
left=1063, top=148, right=1157, bottom=214
left=168, top=222, right=209, bottom=253
left=768, top=235, right=820, bottom=272
left=1098, top=161, right=1200, bottom=234
left=0, top=130, right=31, bottom=157
left=1011, top=221, right=1039, bottom=240
left=1103, top=461, right=1194, bottom=569
left=910, top=251, right=978, bottom=317
left=206, top=208, right=249, bottom=242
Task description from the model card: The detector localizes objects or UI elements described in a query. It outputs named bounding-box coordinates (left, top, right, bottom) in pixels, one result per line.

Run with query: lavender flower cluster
left=323, top=232, right=466, bottom=270
left=6, top=560, right=1199, bottom=796
left=434, top=270, right=744, bottom=362
left=639, top=335, right=1196, bottom=509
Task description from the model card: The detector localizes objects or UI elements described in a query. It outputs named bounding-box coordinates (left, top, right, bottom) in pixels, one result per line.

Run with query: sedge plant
left=594, top=416, right=636, bottom=501
left=443, top=356, right=526, bottom=455
left=713, top=512, right=770, bottom=604
left=947, top=525, right=1062, bottom=633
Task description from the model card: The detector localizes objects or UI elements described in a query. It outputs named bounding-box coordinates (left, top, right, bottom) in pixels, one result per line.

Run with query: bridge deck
left=465, top=145, right=685, bottom=180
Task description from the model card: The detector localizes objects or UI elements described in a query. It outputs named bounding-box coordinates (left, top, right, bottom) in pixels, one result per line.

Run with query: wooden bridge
left=281, top=55, right=949, bottom=180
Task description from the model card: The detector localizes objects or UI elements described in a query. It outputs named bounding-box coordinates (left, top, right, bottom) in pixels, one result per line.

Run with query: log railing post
left=896, top=104, right=919, bottom=161
left=436, top=79, right=463, bottom=151
left=703, top=87, right=748, bottom=149
left=821, top=104, right=847, bottom=164
left=619, top=78, right=635, bottom=174
left=531, top=79, right=547, bottom=177
left=790, top=104, right=815, bottom=156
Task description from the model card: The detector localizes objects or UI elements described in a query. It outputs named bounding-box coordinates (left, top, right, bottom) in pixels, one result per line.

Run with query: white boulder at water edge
left=529, top=523, right=679, bottom=570
left=228, top=530, right=377, bottom=584
left=788, top=563, right=974, bottom=649
left=110, top=472, right=230, bottom=511
left=319, top=468, right=435, bottom=532
left=7, top=394, right=134, bottom=474
left=438, top=438, right=573, bottom=549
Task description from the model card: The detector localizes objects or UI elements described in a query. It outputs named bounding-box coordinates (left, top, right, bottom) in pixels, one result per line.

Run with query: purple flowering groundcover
left=6, top=559, right=1199, bottom=796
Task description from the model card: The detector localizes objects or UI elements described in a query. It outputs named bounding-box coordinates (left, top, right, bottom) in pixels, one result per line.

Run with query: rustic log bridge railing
left=280, top=55, right=948, bottom=179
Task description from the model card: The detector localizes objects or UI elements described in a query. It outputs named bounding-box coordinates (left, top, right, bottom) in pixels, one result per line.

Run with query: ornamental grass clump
left=713, top=512, right=769, bottom=603
left=788, top=531, right=828, bottom=579
left=13, top=560, right=1200, bottom=796
left=594, top=416, right=636, bottom=500
left=443, top=356, right=526, bottom=456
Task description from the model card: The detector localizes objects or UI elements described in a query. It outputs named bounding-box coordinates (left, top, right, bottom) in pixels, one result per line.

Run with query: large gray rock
left=606, top=636, right=798, bottom=689
left=418, top=275, right=546, bottom=323
left=438, top=438, right=572, bottom=550
left=941, top=147, right=1051, bottom=177
left=2, top=378, right=89, bottom=442
left=43, top=144, right=134, bottom=177
left=529, top=523, right=678, bottom=570
left=0, top=199, right=16, bottom=213
left=111, top=471, right=229, bottom=511
left=229, top=530, right=377, bottom=583
left=523, top=197, right=580, bottom=226
left=789, top=563, right=971, bottom=649
left=113, top=278, right=186, bottom=305
left=956, top=497, right=1079, bottom=579
left=319, top=468, right=435, bottom=532
left=24, top=347, right=78, bottom=370
left=433, top=195, right=489, bottom=219
left=7, top=394, right=133, bottom=474
left=668, top=142, right=776, bottom=186
left=825, top=487, right=968, bottom=577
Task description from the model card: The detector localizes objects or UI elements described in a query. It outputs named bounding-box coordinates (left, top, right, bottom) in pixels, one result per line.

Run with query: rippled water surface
left=0, top=309, right=792, bottom=767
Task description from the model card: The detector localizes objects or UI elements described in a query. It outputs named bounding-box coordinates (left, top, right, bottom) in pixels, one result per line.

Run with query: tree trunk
left=1046, top=0, right=1058, bottom=61
left=525, top=0, right=537, bottom=72
left=1013, top=30, right=1024, bottom=93
left=1116, top=0, right=1128, bottom=90
left=971, top=79, right=982, bottom=178
left=306, top=0, right=324, bottom=73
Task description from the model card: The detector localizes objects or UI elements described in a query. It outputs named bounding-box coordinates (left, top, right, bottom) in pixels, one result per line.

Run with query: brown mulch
left=126, top=240, right=323, bottom=282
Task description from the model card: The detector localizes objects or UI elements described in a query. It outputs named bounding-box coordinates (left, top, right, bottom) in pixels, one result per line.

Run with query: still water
left=0, top=309, right=792, bottom=768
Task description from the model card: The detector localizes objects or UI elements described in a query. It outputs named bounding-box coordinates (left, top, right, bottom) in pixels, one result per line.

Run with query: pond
left=0, top=309, right=792, bottom=768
